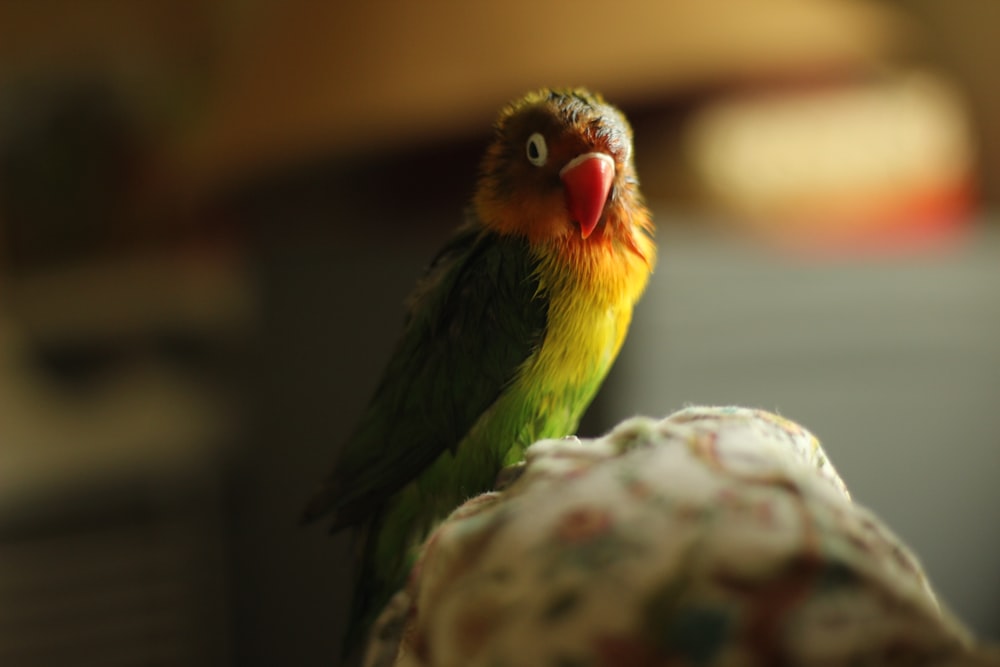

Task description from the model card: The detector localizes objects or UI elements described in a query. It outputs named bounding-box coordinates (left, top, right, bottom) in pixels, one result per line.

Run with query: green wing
left=303, top=222, right=548, bottom=529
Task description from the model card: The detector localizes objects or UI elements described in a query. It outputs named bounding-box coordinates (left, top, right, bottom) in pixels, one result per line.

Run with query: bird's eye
left=526, top=133, right=548, bottom=166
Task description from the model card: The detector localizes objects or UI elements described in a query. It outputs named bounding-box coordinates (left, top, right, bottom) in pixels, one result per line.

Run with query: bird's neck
left=541, top=210, right=654, bottom=306
left=538, top=232, right=652, bottom=313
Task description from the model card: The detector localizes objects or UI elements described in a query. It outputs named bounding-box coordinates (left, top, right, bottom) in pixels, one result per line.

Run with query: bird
left=302, top=88, right=656, bottom=655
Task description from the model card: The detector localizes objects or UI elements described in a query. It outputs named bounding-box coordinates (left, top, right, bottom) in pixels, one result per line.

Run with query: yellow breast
left=527, top=229, right=655, bottom=391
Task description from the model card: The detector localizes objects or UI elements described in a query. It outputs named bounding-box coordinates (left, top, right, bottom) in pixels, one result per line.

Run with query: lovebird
left=303, top=88, right=656, bottom=654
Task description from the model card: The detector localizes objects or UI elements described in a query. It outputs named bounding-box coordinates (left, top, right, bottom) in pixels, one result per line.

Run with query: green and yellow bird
left=303, top=88, right=656, bottom=652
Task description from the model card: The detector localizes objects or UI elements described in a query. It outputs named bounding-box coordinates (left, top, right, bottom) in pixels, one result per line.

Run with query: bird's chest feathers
left=529, top=243, right=648, bottom=389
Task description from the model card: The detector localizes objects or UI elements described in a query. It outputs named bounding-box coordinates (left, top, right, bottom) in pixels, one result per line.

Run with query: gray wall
left=600, top=219, right=1000, bottom=639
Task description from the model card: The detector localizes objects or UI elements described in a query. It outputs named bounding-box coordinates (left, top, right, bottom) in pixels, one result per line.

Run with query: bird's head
left=473, top=88, right=652, bottom=260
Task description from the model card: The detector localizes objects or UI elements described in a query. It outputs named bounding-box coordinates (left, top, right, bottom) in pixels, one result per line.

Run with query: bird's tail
left=340, top=510, right=413, bottom=662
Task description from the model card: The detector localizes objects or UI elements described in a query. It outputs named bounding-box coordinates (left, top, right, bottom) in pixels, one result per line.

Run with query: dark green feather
left=303, top=220, right=548, bottom=655
left=303, top=221, right=547, bottom=528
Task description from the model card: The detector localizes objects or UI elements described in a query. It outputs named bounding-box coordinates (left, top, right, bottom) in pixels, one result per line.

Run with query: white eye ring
left=526, top=133, right=548, bottom=166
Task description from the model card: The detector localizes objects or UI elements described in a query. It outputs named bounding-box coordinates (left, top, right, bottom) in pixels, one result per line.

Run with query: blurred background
left=0, top=1, right=997, bottom=665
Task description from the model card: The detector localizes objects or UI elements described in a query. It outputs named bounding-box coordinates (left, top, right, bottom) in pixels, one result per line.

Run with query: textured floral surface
left=363, top=406, right=998, bottom=667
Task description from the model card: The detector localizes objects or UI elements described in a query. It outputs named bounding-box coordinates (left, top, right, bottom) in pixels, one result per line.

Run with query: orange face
left=473, top=89, right=650, bottom=258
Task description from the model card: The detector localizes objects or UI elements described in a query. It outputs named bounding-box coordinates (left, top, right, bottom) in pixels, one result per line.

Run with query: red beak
left=560, top=152, right=615, bottom=239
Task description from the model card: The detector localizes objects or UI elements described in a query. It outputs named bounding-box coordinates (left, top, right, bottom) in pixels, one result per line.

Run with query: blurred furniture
left=0, top=255, right=246, bottom=667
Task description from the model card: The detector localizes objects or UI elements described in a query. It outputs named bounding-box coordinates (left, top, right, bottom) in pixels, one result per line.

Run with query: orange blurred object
left=684, top=70, right=978, bottom=254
